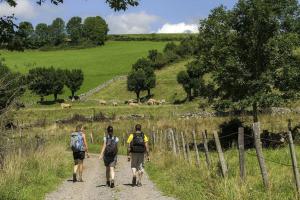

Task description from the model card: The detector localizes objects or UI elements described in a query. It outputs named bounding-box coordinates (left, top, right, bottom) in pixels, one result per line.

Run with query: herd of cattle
left=60, top=98, right=166, bottom=109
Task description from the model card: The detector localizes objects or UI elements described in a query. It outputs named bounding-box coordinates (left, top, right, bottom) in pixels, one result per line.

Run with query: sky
left=0, top=0, right=237, bottom=34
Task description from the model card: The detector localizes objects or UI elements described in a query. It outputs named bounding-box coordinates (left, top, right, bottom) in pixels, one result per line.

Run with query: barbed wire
left=245, top=151, right=296, bottom=168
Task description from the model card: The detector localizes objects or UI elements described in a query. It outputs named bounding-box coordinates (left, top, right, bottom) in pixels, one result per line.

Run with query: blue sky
left=0, top=0, right=237, bottom=34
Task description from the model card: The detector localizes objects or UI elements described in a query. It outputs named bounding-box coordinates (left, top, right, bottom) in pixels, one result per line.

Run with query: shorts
left=73, top=151, right=85, bottom=165
left=131, top=153, right=145, bottom=171
left=104, top=156, right=117, bottom=167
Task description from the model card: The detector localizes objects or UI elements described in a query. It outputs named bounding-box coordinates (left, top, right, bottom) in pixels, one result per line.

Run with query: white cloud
left=157, top=23, right=199, bottom=34
left=106, top=12, right=159, bottom=34
left=0, top=0, right=37, bottom=19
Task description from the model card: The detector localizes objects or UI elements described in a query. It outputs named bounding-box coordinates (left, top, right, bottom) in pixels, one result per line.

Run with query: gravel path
left=45, top=155, right=175, bottom=200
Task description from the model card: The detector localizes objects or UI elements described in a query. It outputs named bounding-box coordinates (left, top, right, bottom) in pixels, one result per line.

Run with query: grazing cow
left=160, top=99, right=166, bottom=104
left=112, top=102, right=118, bottom=106
left=61, top=103, right=71, bottom=109
left=99, top=100, right=107, bottom=105
left=129, top=102, right=139, bottom=106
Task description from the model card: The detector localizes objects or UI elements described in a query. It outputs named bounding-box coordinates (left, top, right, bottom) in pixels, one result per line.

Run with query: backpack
left=70, top=132, right=84, bottom=152
left=130, top=132, right=146, bottom=153
left=104, top=136, right=118, bottom=157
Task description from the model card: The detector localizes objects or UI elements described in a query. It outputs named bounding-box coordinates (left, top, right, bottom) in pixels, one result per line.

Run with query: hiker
left=70, top=124, right=89, bottom=182
left=127, top=124, right=150, bottom=187
left=99, top=125, right=119, bottom=188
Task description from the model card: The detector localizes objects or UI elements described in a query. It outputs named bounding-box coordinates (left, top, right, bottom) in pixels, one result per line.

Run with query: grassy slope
left=89, top=60, right=189, bottom=102
left=1, top=41, right=166, bottom=98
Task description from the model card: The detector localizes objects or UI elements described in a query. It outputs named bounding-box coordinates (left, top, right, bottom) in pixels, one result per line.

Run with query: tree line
left=27, top=68, right=84, bottom=102
left=7, top=16, right=108, bottom=50
left=127, top=36, right=198, bottom=102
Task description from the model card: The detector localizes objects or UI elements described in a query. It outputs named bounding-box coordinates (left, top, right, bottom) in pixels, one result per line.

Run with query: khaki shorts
left=131, top=153, right=145, bottom=171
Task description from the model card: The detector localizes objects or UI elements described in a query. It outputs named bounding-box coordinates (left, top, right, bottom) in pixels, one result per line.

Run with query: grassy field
left=88, top=60, right=189, bottom=103
left=0, top=41, right=167, bottom=100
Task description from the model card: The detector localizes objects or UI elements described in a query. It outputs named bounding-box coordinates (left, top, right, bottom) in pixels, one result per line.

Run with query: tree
left=0, top=59, right=24, bottom=114
left=0, top=0, right=139, bottom=50
left=65, top=69, right=84, bottom=99
left=50, top=68, right=65, bottom=101
left=18, top=21, right=34, bottom=48
left=147, top=49, right=167, bottom=69
left=66, top=16, right=83, bottom=44
left=196, top=1, right=300, bottom=122
left=132, top=58, right=156, bottom=96
left=35, top=23, right=50, bottom=47
left=127, top=69, right=146, bottom=102
left=83, top=16, right=108, bottom=45
left=49, top=18, right=65, bottom=46
left=27, top=67, right=54, bottom=102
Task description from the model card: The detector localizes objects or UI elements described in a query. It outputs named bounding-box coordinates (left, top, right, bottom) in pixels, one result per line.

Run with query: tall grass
left=0, top=143, right=71, bottom=200
left=146, top=145, right=300, bottom=200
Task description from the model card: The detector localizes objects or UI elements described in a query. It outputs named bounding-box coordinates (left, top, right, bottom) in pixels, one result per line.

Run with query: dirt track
left=45, top=155, right=175, bottom=200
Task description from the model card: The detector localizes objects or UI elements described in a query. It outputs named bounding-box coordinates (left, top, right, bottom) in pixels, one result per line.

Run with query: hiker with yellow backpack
left=127, top=124, right=150, bottom=187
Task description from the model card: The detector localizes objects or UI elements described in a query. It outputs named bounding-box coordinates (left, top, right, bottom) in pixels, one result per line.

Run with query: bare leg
left=110, top=167, right=115, bottom=180
left=106, top=167, right=110, bottom=181
left=73, top=164, right=78, bottom=174
left=78, top=161, right=83, bottom=181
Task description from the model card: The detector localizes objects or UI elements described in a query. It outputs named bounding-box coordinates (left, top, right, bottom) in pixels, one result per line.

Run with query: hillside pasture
left=0, top=41, right=167, bottom=101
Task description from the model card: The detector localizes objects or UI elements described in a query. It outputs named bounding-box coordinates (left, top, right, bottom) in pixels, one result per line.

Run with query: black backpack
left=130, top=132, right=146, bottom=153
left=104, top=136, right=118, bottom=157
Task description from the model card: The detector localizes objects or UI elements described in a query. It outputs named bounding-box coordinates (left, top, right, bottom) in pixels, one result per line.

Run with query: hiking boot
left=132, top=176, right=137, bottom=186
left=137, top=181, right=142, bottom=187
left=106, top=181, right=110, bottom=187
left=78, top=178, right=84, bottom=182
left=73, top=173, right=77, bottom=182
left=110, top=180, right=115, bottom=188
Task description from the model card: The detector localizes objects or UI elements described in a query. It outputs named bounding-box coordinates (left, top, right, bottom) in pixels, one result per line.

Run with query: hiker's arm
left=145, top=142, right=150, bottom=161
left=99, top=142, right=106, bottom=160
left=83, top=133, right=88, bottom=153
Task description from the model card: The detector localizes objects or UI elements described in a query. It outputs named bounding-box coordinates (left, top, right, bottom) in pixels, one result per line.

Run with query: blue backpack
left=70, top=132, right=84, bottom=152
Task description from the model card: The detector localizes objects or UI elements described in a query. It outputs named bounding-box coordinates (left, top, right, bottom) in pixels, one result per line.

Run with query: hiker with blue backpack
left=127, top=124, right=150, bottom=187
left=70, top=124, right=89, bottom=182
left=99, top=125, right=119, bottom=188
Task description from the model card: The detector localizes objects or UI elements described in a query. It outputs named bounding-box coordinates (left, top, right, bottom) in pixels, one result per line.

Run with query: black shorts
left=104, top=156, right=117, bottom=167
left=73, top=151, right=85, bottom=164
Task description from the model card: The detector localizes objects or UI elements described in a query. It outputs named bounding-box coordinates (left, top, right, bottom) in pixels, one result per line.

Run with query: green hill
left=1, top=41, right=167, bottom=99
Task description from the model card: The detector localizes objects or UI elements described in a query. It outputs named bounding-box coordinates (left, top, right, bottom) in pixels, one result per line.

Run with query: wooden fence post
left=213, top=131, right=228, bottom=177
left=175, top=131, right=181, bottom=157
left=253, top=122, right=269, bottom=189
left=238, top=127, right=245, bottom=182
left=170, top=129, right=177, bottom=155
left=202, top=130, right=211, bottom=169
left=185, top=131, right=192, bottom=165
left=287, top=129, right=300, bottom=195
left=192, top=130, right=200, bottom=167
left=180, top=131, right=187, bottom=160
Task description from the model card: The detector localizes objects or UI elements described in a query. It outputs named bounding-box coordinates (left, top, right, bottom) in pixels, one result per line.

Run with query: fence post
left=213, top=131, right=228, bottom=177
left=180, top=131, right=187, bottom=160
left=238, top=127, right=245, bottom=182
left=202, top=130, right=211, bottom=169
left=170, top=129, right=177, bottom=155
left=185, top=131, right=192, bottom=165
left=90, top=131, right=94, bottom=144
left=192, top=130, right=200, bottom=167
left=287, top=127, right=300, bottom=195
left=253, top=122, right=269, bottom=189
left=175, top=131, right=181, bottom=157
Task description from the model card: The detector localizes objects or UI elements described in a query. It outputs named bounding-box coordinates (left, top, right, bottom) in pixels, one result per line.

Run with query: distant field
left=0, top=41, right=167, bottom=100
